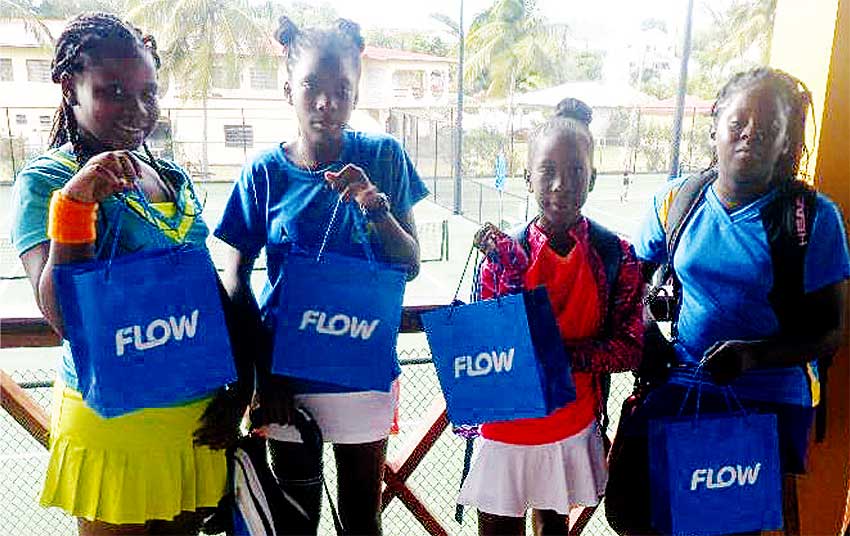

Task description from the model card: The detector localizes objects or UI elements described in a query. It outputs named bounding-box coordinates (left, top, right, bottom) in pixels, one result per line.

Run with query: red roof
left=363, top=45, right=455, bottom=63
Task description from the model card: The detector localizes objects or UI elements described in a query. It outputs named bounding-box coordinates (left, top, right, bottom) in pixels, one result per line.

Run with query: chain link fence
left=0, top=344, right=636, bottom=536
left=387, top=107, right=712, bottom=230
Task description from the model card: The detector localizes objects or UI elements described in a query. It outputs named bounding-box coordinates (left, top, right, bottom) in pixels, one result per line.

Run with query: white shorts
left=457, top=421, right=608, bottom=517
left=262, top=382, right=398, bottom=445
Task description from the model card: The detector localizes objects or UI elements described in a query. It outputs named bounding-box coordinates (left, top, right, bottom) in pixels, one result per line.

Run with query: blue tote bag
left=271, top=196, right=406, bottom=392
left=422, top=249, right=575, bottom=425
left=53, top=201, right=237, bottom=417
left=648, top=384, right=783, bottom=536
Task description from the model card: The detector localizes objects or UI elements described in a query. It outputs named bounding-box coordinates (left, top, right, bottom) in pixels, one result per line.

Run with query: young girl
left=634, top=67, right=849, bottom=533
left=457, top=99, right=643, bottom=535
left=9, top=13, right=242, bottom=536
left=215, top=16, right=428, bottom=535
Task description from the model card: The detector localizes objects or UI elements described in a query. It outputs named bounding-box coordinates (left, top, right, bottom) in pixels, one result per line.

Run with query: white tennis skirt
left=262, top=382, right=398, bottom=445
left=457, top=421, right=608, bottom=518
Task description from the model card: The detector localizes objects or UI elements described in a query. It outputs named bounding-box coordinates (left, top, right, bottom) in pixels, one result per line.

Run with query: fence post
left=6, top=107, right=17, bottom=179
left=167, top=108, right=175, bottom=161
left=433, top=120, right=438, bottom=202
left=687, top=106, right=697, bottom=173
left=402, top=114, right=408, bottom=149
left=524, top=194, right=530, bottom=221
left=414, top=116, right=419, bottom=168
left=477, top=182, right=483, bottom=224
left=241, top=107, right=248, bottom=163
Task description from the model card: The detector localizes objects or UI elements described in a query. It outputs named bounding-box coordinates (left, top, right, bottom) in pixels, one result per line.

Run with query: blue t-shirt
left=10, top=149, right=209, bottom=390
left=214, top=129, right=429, bottom=393
left=635, top=178, right=850, bottom=406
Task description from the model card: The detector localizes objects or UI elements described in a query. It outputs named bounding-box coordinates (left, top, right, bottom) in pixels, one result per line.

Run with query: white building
left=0, top=20, right=455, bottom=180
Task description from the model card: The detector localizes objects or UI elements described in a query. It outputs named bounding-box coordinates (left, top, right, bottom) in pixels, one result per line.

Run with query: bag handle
left=315, top=191, right=378, bottom=266
left=677, top=365, right=747, bottom=423
left=97, top=185, right=174, bottom=279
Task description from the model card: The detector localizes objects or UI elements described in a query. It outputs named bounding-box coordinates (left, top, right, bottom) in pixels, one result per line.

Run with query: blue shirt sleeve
left=10, top=158, right=71, bottom=255
left=214, top=160, right=268, bottom=260
left=368, top=135, right=429, bottom=218
left=633, top=183, right=673, bottom=264
left=804, top=194, right=850, bottom=293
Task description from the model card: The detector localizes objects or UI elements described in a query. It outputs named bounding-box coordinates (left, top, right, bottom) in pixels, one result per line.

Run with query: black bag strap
left=645, top=170, right=716, bottom=339
left=761, top=183, right=817, bottom=334
left=761, top=183, right=824, bottom=440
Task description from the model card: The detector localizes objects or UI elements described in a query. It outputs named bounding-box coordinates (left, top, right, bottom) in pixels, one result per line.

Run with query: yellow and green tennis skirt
left=39, top=382, right=227, bottom=525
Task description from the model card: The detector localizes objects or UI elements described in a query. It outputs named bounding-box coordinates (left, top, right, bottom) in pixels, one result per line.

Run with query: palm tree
left=698, top=0, right=777, bottom=76
left=124, top=0, right=275, bottom=177
left=464, top=0, right=565, bottom=99
left=463, top=0, right=566, bottom=175
left=722, top=0, right=777, bottom=64
left=0, top=0, right=54, bottom=46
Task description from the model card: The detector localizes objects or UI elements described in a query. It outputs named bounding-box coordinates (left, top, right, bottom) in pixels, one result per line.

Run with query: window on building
left=26, top=59, right=50, bottom=83
left=0, top=58, right=13, bottom=82
left=39, top=115, right=51, bottom=127
left=250, top=65, right=278, bottom=90
left=211, top=62, right=241, bottom=90
left=15, top=114, right=26, bottom=125
left=224, top=125, right=253, bottom=148
left=392, top=70, right=425, bottom=99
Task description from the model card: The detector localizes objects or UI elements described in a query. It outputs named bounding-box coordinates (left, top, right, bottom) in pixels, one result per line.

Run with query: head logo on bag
left=298, top=310, right=380, bottom=340
left=454, top=348, right=515, bottom=378
left=690, top=463, right=761, bottom=491
left=115, top=310, right=200, bottom=356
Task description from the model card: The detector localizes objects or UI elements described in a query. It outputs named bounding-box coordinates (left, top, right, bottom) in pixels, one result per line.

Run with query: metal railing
left=0, top=315, right=634, bottom=536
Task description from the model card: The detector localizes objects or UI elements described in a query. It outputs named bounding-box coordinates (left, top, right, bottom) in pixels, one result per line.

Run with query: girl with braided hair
left=216, top=16, right=427, bottom=535
left=10, top=13, right=245, bottom=535
left=629, top=67, right=850, bottom=533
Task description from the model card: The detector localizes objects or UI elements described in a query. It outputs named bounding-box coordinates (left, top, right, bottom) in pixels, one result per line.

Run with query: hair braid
left=47, top=12, right=161, bottom=167
left=275, top=16, right=365, bottom=75
left=709, top=67, right=815, bottom=189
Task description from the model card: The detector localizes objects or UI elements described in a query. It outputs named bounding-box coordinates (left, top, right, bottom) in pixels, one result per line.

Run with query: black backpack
left=203, top=407, right=342, bottom=536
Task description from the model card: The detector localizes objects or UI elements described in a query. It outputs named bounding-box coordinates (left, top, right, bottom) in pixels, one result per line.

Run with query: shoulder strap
left=587, top=220, right=622, bottom=327
left=761, top=183, right=817, bottom=334
left=663, top=169, right=717, bottom=258
left=648, top=169, right=716, bottom=335
left=586, top=220, right=623, bottom=435
left=760, top=183, right=826, bottom=440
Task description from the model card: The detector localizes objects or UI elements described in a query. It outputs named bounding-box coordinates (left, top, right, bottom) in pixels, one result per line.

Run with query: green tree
left=28, top=0, right=126, bottom=17
left=558, top=49, right=604, bottom=82
left=690, top=0, right=778, bottom=98
left=255, top=0, right=338, bottom=28
left=364, top=29, right=450, bottom=57
left=0, top=0, right=54, bottom=46
left=464, top=0, right=566, bottom=98
left=125, top=0, right=274, bottom=177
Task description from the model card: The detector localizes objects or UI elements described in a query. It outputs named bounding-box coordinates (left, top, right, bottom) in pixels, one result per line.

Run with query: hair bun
left=275, top=16, right=299, bottom=48
left=554, top=98, right=592, bottom=125
left=336, top=18, right=365, bottom=52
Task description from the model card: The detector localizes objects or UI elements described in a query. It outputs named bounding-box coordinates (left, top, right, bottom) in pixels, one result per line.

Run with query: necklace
left=289, top=138, right=343, bottom=171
